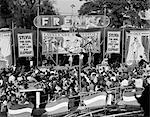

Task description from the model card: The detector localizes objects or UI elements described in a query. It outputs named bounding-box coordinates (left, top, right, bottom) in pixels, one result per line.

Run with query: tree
left=0, top=0, right=12, bottom=27
left=0, top=0, right=57, bottom=29
left=78, top=0, right=150, bottom=28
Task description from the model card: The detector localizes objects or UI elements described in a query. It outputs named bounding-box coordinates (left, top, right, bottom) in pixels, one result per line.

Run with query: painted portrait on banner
left=63, top=36, right=83, bottom=53
left=126, top=31, right=150, bottom=66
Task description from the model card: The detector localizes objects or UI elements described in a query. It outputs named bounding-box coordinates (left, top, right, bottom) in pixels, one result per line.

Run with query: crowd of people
left=0, top=58, right=150, bottom=115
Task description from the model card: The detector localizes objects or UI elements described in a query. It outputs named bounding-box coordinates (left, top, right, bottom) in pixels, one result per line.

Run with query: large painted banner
left=18, top=33, right=34, bottom=57
left=42, top=31, right=101, bottom=54
left=0, top=31, right=11, bottom=67
left=126, top=30, right=150, bottom=66
left=107, top=31, right=121, bottom=54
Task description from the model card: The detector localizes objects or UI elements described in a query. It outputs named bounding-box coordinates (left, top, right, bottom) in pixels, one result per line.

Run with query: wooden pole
left=69, top=4, right=75, bottom=67
left=147, top=31, right=150, bottom=62
left=103, top=28, right=106, bottom=59
left=12, top=21, right=16, bottom=66
left=79, top=54, right=83, bottom=94
left=56, top=42, right=58, bottom=66
left=122, top=27, right=125, bottom=63
left=36, top=91, right=40, bottom=108
left=36, top=0, right=40, bottom=66
left=103, top=5, right=107, bottom=59
left=88, top=48, right=91, bottom=67
left=79, top=55, right=82, bottom=93
left=125, top=31, right=127, bottom=64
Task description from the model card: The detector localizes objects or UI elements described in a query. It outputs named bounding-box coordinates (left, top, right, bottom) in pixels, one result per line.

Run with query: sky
left=54, top=0, right=85, bottom=15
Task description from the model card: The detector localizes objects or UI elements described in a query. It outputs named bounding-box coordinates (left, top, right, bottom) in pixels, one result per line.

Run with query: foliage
left=0, top=0, right=57, bottom=29
left=78, top=0, right=150, bottom=28
left=0, top=0, right=11, bottom=18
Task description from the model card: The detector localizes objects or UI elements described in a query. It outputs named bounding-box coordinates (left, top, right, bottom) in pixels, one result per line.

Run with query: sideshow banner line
left=18, top=33, right=34, bottom=57
left=107, top=31, right=121, bottom=54
left=126, top=30, right=150, bottom=66
left=41, top=31, right=101, bottom=54
left=0, top=31, right=11, bottom=68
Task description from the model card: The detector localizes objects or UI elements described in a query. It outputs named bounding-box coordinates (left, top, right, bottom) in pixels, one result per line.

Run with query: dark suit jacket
left=135, top=84, right=150, bottom=116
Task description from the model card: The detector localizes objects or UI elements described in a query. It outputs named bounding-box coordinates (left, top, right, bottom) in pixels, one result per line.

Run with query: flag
left=118, top=90, right=142, bottom=106
left=45, top=92, right=107, bottom=115
left=7, top=103, right=34, bottom=117
left=45, top=98, right=68, bottom=115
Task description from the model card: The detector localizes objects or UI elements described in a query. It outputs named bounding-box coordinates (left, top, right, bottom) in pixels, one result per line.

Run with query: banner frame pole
left=122, top=27, right=125, bottom=63
left=103, top=28, right=106, bottom=59
left=103, top=5, right=107, bottom=60
left=148, top=31, right=150, bottom=62
left=125, top=30, right=128, bottom=65
left=36, top=0, right=40, bottom=67
left=12, top=21, right=16, bottom=66
left=56, top=43, right=58, bottom=66
left=89, top=48, right=91, bottom=68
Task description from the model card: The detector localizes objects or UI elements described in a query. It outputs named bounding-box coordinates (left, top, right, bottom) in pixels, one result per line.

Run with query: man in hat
left=138, top=55, right=148, bottom=67
left=135, top=75, right=150, bottom=116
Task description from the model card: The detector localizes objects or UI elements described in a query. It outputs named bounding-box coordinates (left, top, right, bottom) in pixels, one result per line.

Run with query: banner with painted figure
left=0, top=31, right=11, bottom=67
left=42, top=31, right=101, bottom=54
left=107, top=31, right=121, bottom=54
left=126, top=30, right=150, bottom=66
left=18, top=33, right=34, bottom=57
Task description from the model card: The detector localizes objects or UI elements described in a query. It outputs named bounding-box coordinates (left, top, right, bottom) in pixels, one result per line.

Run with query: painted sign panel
left=18, top=33, right=34, bottom=57
left=107, top=31, right=121, bottom=54
left=34, top=15, right=110, bottom=29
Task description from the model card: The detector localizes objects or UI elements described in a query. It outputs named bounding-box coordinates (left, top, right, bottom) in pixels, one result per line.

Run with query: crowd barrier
left=43, top=86, right=143, bottom=116
left=45, top=92, right=107, bottom=115
left=6, top=86, right=143, bottom=117
left=102, top=110, right=143, bottom=117
left=78, top=109, right=143, bottom=117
